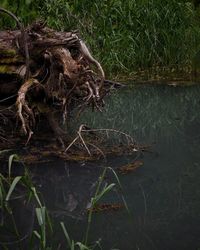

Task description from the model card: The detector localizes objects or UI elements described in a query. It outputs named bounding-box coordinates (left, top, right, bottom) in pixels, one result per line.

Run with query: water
left=1, top=84, right=200, bottom=250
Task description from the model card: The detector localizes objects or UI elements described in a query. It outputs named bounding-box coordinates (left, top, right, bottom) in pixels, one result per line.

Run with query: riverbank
left=112, top=66, right=200, bottom=85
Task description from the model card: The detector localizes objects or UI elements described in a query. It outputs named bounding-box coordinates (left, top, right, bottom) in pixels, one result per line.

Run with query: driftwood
left=0, top=9, right=122, bottom=148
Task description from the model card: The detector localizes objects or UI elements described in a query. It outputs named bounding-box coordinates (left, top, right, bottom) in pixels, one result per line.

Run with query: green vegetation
left=0, top=154, right=124, bottom=250
left=1, top=0, right=200, bottom=79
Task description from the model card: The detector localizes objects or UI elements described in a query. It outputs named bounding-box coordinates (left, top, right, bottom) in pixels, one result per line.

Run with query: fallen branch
left=65, top=124, right=137, bottom=159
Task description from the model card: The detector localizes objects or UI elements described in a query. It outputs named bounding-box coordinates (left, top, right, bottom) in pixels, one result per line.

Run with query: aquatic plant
left=0, top=155, right=127, bottom=249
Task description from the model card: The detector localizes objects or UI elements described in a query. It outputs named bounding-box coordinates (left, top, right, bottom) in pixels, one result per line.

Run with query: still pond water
left=1, top=84, right=200, bottom=250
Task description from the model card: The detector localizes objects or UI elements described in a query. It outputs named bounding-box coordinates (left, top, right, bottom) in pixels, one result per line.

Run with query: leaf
left=60, top=222, right=72, bottom=249
left=108, top=167, right=122, bottom=189
left=0, top=149, right=12, bottom=155
left=5, top=176, right=22, bottom=201
left=35, top=207, right=46, bottom=226
left=108, top=168, right=130, bottom=214
left=33, top=230, right=41, bottom=240
left=76, top=242, right=90, bottom=250
left=8, top=154, right=19, bottom=180
left=94, top=183, right=115, bottom=204
left=31, top=187, right=42, bottom=207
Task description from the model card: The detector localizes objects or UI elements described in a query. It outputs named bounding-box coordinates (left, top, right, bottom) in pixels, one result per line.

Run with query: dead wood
left=0, top=10, right=120, bottom=148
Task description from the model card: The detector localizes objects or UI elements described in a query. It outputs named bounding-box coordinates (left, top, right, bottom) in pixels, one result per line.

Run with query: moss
left=0, top=64, right=17, bottom=74
left=0, top=49, right=17, bottom=57
left=0, top=56, right=24, bottom=64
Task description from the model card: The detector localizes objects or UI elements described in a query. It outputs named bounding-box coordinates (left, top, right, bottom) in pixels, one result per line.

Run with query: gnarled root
left=0, top=17, right=112, bottom=146
left=16, top=78, right=39, bottom=141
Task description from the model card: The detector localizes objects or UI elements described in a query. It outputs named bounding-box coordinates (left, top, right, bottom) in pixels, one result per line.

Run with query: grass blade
left=5, top=176, right=22, bottom=201
left=60, top=222, right=72, bottom=248
left=94, top=183, right=115, bottom=203
left=8, top=154, right=19, bottom=181
left=76, top=242, right=90, bottom=250
left=33, top=230, right=41, bottom=240
left=31, top=187, right=42, bottom=207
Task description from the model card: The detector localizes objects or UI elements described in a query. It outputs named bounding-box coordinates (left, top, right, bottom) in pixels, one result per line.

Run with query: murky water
left=1, top=84, right=200, bottom=250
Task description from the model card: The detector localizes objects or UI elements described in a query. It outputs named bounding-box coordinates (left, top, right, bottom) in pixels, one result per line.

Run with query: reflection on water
left=1, top=84, right=200, bottom=250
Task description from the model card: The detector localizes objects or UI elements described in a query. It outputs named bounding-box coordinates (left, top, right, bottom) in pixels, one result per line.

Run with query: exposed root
left=79, top=39, right=105, bottom=96
left=79, top=39, right=105, bottom=79
left=16, top=78, right=39, bottom=137
left=0, top=16, right=120, bottom=146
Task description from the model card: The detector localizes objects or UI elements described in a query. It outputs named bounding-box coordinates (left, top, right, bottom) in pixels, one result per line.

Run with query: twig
left=81, top=128, right=136, bottom=144
left=65, top=135, right=79, bottom=152
left=78, top=124, right=91, bottom=156
left=65, top=124, right=92, bottom=156
left=87, top=142, right=106, bottom=160
left=84, top=81, right=94, bottom=101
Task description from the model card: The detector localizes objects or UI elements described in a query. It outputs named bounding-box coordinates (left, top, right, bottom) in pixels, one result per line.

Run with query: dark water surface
left=1, top=84, right=200, bottom=250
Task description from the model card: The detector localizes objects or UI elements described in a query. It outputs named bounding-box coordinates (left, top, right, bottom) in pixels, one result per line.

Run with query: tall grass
left=0, top=0, right=40, bottom=27
left=39, top=0, right=200, bottom=77
left=1, top=0, right=200, bottom=78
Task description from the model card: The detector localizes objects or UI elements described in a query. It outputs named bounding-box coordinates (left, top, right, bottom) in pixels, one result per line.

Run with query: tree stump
left=0, top=19, right=108, bottom=146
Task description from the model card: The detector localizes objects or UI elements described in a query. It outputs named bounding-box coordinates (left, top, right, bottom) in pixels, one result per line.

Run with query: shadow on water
left=1, top=84, right=200, bottom=250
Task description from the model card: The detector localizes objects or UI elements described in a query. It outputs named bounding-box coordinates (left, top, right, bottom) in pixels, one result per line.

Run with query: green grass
left=1, top=0, right=200, bottom=79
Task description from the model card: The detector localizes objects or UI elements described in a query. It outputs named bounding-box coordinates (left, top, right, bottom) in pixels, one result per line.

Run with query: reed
left=0, top=154, right=125, bottom=249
